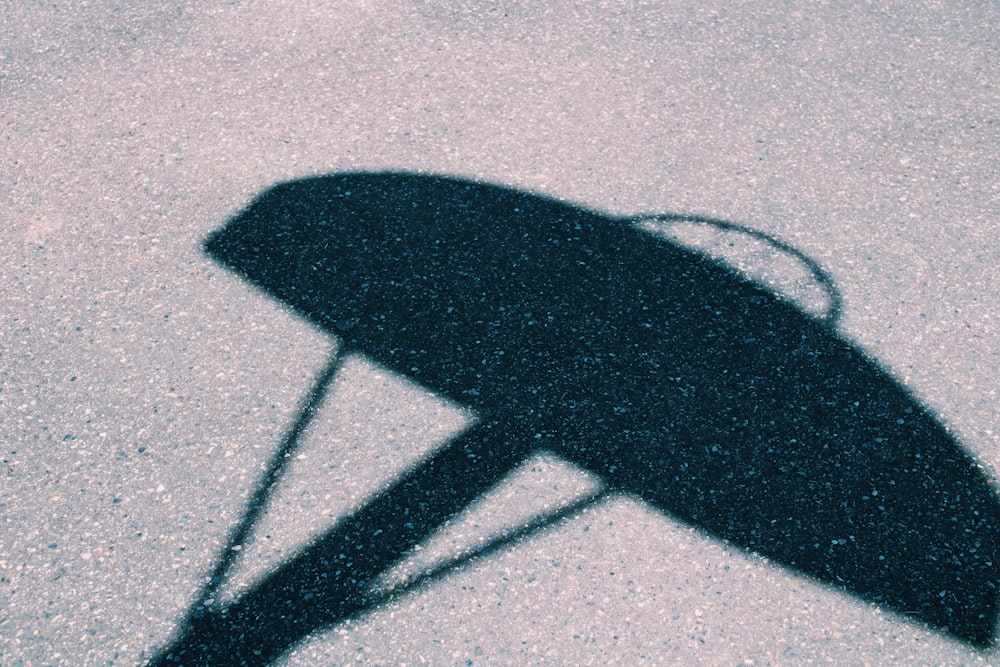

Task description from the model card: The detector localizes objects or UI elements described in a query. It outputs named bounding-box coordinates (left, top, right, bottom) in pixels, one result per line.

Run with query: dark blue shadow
left=151, top=172, right=999, bottom=665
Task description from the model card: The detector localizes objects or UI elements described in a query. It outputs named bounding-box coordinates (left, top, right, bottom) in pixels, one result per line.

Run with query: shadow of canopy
left=152, top=172, right=999, bottom=664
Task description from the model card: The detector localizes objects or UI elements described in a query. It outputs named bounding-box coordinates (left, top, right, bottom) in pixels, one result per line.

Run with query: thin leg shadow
left=195, top=349, right=348, bottom=611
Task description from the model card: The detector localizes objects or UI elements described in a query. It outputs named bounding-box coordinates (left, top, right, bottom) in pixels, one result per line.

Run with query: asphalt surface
left=3, top=2, right=999, bottom=665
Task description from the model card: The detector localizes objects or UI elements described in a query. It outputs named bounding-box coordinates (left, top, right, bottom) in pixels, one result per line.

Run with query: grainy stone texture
left=2, top=2, right=998, bottom=665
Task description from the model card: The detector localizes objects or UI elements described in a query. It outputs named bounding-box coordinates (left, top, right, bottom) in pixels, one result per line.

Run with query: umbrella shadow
left=151, top=172, right=999, bottom=664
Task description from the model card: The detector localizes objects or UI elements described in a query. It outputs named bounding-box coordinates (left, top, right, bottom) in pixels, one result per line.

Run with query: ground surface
left=2, top=2, right=999, bottom=665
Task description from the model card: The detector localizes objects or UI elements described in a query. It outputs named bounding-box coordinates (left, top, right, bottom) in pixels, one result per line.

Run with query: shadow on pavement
left=151, top=172, right=999, bottom=664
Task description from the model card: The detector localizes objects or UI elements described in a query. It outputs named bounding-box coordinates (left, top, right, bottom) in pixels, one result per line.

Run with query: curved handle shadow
left=151, top=172, right=999, bottom=664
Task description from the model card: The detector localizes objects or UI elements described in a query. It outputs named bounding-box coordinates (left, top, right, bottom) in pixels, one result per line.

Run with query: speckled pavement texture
left=3, top=2, right=999, bottom=665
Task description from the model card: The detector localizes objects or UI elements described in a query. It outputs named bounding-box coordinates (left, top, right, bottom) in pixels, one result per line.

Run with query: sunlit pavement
left=3, top=3, right=999, bottom=665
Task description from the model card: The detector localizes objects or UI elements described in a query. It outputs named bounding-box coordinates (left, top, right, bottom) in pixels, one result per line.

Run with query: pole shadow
left=151, top=172, right=999, bottom=664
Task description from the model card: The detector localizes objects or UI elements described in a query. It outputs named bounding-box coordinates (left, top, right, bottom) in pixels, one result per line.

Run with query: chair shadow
left=150, top=172, right=999, bottom=665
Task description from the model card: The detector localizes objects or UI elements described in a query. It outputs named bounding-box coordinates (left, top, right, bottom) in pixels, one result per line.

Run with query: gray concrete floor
left=3, top=2, right=999, bottom=665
